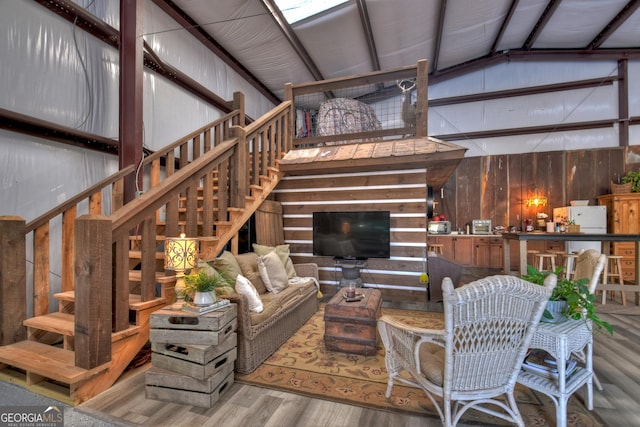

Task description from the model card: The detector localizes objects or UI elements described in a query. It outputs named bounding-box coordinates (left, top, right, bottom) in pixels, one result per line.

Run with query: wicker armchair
left=572, top=249, right=606, bottom=391
left=378, top=274, right=556, bottom=427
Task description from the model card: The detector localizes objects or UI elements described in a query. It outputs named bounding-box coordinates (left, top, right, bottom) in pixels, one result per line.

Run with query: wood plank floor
left=75, top=298, right=640, bottom=427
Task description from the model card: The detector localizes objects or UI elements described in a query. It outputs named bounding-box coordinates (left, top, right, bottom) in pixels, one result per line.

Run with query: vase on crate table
left=193, top=291, right=217, bottom=307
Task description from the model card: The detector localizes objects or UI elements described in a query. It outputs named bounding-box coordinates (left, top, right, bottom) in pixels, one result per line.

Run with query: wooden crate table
left=324, top=288, right=382, bottom=355
left=145, top=304, right=237, bottom=408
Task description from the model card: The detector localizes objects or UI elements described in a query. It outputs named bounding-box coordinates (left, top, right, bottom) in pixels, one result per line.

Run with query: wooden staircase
left=0, top=93, right=292, bottom=404
left=0, top=166, right=284, bottom=404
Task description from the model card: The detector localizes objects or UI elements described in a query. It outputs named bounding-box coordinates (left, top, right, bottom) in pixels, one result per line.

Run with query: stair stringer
left=211, top=167, right=284, bottom=257
left=71, top=303, right=157, bottom=405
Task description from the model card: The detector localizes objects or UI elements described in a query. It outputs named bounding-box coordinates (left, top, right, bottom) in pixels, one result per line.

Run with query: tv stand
left=334, top=258, right=367, bottom=289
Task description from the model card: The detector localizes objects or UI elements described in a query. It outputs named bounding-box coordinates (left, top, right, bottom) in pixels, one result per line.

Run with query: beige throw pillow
left=235, top=274, right=263, bottom=313
left=252, top=243, right=297, bottom=278
left=234, top=252, right=267, bottom=294
left=258, top=251, right=289, bottom=294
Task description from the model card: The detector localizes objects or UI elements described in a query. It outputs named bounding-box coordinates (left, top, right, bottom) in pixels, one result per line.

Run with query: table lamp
left=164, top=233, right=198, bottom=309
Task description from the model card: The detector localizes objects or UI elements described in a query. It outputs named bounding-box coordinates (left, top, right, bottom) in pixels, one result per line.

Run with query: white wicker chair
left=571, top=249, right=606, bottom=391
left=378, top=274, right=556, bottom=427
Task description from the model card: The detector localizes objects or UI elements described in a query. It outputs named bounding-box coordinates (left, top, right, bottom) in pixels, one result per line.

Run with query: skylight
left=274, top=0, right=349, bottom=24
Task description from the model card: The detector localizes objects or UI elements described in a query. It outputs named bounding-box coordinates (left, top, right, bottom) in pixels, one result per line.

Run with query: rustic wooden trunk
left=324, top=288, right=382, bottom=355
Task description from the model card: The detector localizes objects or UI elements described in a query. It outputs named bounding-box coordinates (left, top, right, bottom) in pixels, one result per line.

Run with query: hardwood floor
left=72, top=297, right=640, bottom=427
left=591, top=302, right=640, bottom=427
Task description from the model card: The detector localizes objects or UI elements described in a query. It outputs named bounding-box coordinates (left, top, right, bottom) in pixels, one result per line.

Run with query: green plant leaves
left=522, top=264, right=613, bottom=335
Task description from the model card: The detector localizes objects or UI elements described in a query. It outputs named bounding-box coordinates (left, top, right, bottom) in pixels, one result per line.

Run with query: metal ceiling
left=160, top=0, right=640, bottom=102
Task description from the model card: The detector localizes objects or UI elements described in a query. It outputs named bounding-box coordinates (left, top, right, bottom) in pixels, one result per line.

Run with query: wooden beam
left=0, top=216, right=27, bottom=345
left=74, top=215, right=112, bottom=369
left=119, top=0, right=144, bottom=204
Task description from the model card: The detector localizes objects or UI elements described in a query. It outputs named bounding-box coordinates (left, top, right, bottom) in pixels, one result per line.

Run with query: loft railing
left=286, top=59, right=428, bottom=149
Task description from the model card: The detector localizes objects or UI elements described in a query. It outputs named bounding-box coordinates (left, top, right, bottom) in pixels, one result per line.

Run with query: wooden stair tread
left=54, top=291, right=166, bottom=311
left=128, top=270, right=176, bottom=284
left=128, top=250, right=164, bottom=260
left=23, top=312, right=74, bottom=336
left=129, top=235, right=166, bottom=241
left=54, top=291, right=75, bottom=302
left=128, top=294, right=167, bottom=311
left=0, top=341, right=109, bottom=384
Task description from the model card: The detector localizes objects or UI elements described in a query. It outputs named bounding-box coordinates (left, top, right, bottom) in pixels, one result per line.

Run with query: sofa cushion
left=249, top=278, right=316, bottom=326
left=258, top=251, right=289, bottom=294
left=235, top=274, right=263, bottom=313
left=253, top=243, right=296, bottom=278
left=213, top=251, right=243, bottom=286
left=235, top=252, right=268, bottom=294
left=419, top=342, right=445, bottom=386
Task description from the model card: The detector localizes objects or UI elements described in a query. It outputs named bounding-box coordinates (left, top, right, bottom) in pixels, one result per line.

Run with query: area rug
left=235, top=306, right=603, bottom=426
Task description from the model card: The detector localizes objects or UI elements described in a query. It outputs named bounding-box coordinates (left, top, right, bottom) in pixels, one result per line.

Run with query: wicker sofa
left=207, top=249, right=320, bottom=374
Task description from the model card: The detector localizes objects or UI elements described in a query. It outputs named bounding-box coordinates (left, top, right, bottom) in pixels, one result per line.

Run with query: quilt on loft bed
left=317, top=98, right=382, bottom=146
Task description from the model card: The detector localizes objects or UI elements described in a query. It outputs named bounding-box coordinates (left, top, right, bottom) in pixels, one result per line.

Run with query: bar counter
left=502, top=231, right=640, bottom=305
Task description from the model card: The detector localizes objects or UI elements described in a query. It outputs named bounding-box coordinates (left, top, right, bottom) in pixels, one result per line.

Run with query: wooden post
left=228, top=126, right=247, bottom=209
left=415, top=59, right=429, bottom=138
left=0, top=216, right=26, bottom=344
left=74, top=215, right=112, bottom=369
left=140, top=218, right=157, bottom=302
left=284, top=83, right=294, bottom=151
left=232, top=91, right=245, bottom=127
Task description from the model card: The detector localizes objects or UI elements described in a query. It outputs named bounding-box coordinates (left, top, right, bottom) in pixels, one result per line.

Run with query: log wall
left=274, top=169, right=428, bottom=301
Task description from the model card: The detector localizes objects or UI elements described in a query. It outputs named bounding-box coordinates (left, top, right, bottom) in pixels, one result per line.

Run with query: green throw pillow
left=212, top=251, right=243, bottom=287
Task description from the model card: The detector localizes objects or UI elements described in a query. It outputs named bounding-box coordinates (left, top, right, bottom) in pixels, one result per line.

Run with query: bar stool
left=548, top=250, right=567, bottom=276
left=534, top=252, right=556, bottom=272
left=601, top=255, right=626, bottom=305
left=427, top=243, right=444, bottom=255
left=527, top=250, right=540, bottom=266
left=560, top=252, right=579, bottom=280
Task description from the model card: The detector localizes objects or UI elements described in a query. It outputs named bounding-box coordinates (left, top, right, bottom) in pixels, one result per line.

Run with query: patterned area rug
left=235, top=306, right=603, bottom=426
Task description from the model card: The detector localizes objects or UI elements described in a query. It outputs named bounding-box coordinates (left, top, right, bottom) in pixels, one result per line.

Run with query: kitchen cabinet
left=474, top=236, right=503, bottom=269
left=428, top=235, right=473, bottom=266
left=598, top=193, right=640, bottom=282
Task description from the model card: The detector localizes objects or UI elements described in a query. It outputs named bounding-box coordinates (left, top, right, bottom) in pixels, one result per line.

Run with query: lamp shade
left=164, top=233, right=198, bottom=271
left=525, top=195, right=548, bottom=208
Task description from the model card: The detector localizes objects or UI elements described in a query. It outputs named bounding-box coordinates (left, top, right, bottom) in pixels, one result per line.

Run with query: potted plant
left=181, top=269, right=228, bottom=306
left=563, top=217, right=580, bottom=233
left=621, top=170, right=640, bottom=193
left=522, top=265, right=613, bottom=335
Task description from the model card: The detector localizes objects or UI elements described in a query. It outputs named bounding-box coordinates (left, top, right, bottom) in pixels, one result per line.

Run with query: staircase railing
left=0, top=91, right=293, bottom=371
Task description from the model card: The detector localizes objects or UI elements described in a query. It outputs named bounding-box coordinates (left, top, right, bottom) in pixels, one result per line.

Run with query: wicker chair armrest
left=378, top=314, right=445, bottom=339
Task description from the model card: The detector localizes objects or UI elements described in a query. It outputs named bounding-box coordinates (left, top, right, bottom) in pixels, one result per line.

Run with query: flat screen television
left=312, top=211, right=391, bottom=259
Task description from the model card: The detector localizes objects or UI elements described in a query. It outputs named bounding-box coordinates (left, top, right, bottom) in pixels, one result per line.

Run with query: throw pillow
left=213, top=251, right=242, bottom=286
left=234, top=252, right=268, bottom=294
left=252, top=243, right=297, bottom=278
left=257, top=251, right=289, bottom=294
left=195, top=260, right=234, bottom=296
left=235, top=274, right=263, bottom=313
left=196, top=259, right=217, bottom=277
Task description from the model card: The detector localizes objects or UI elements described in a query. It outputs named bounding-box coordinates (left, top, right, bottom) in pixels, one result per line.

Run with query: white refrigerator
left=552, top=205, right=607, bottom=253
